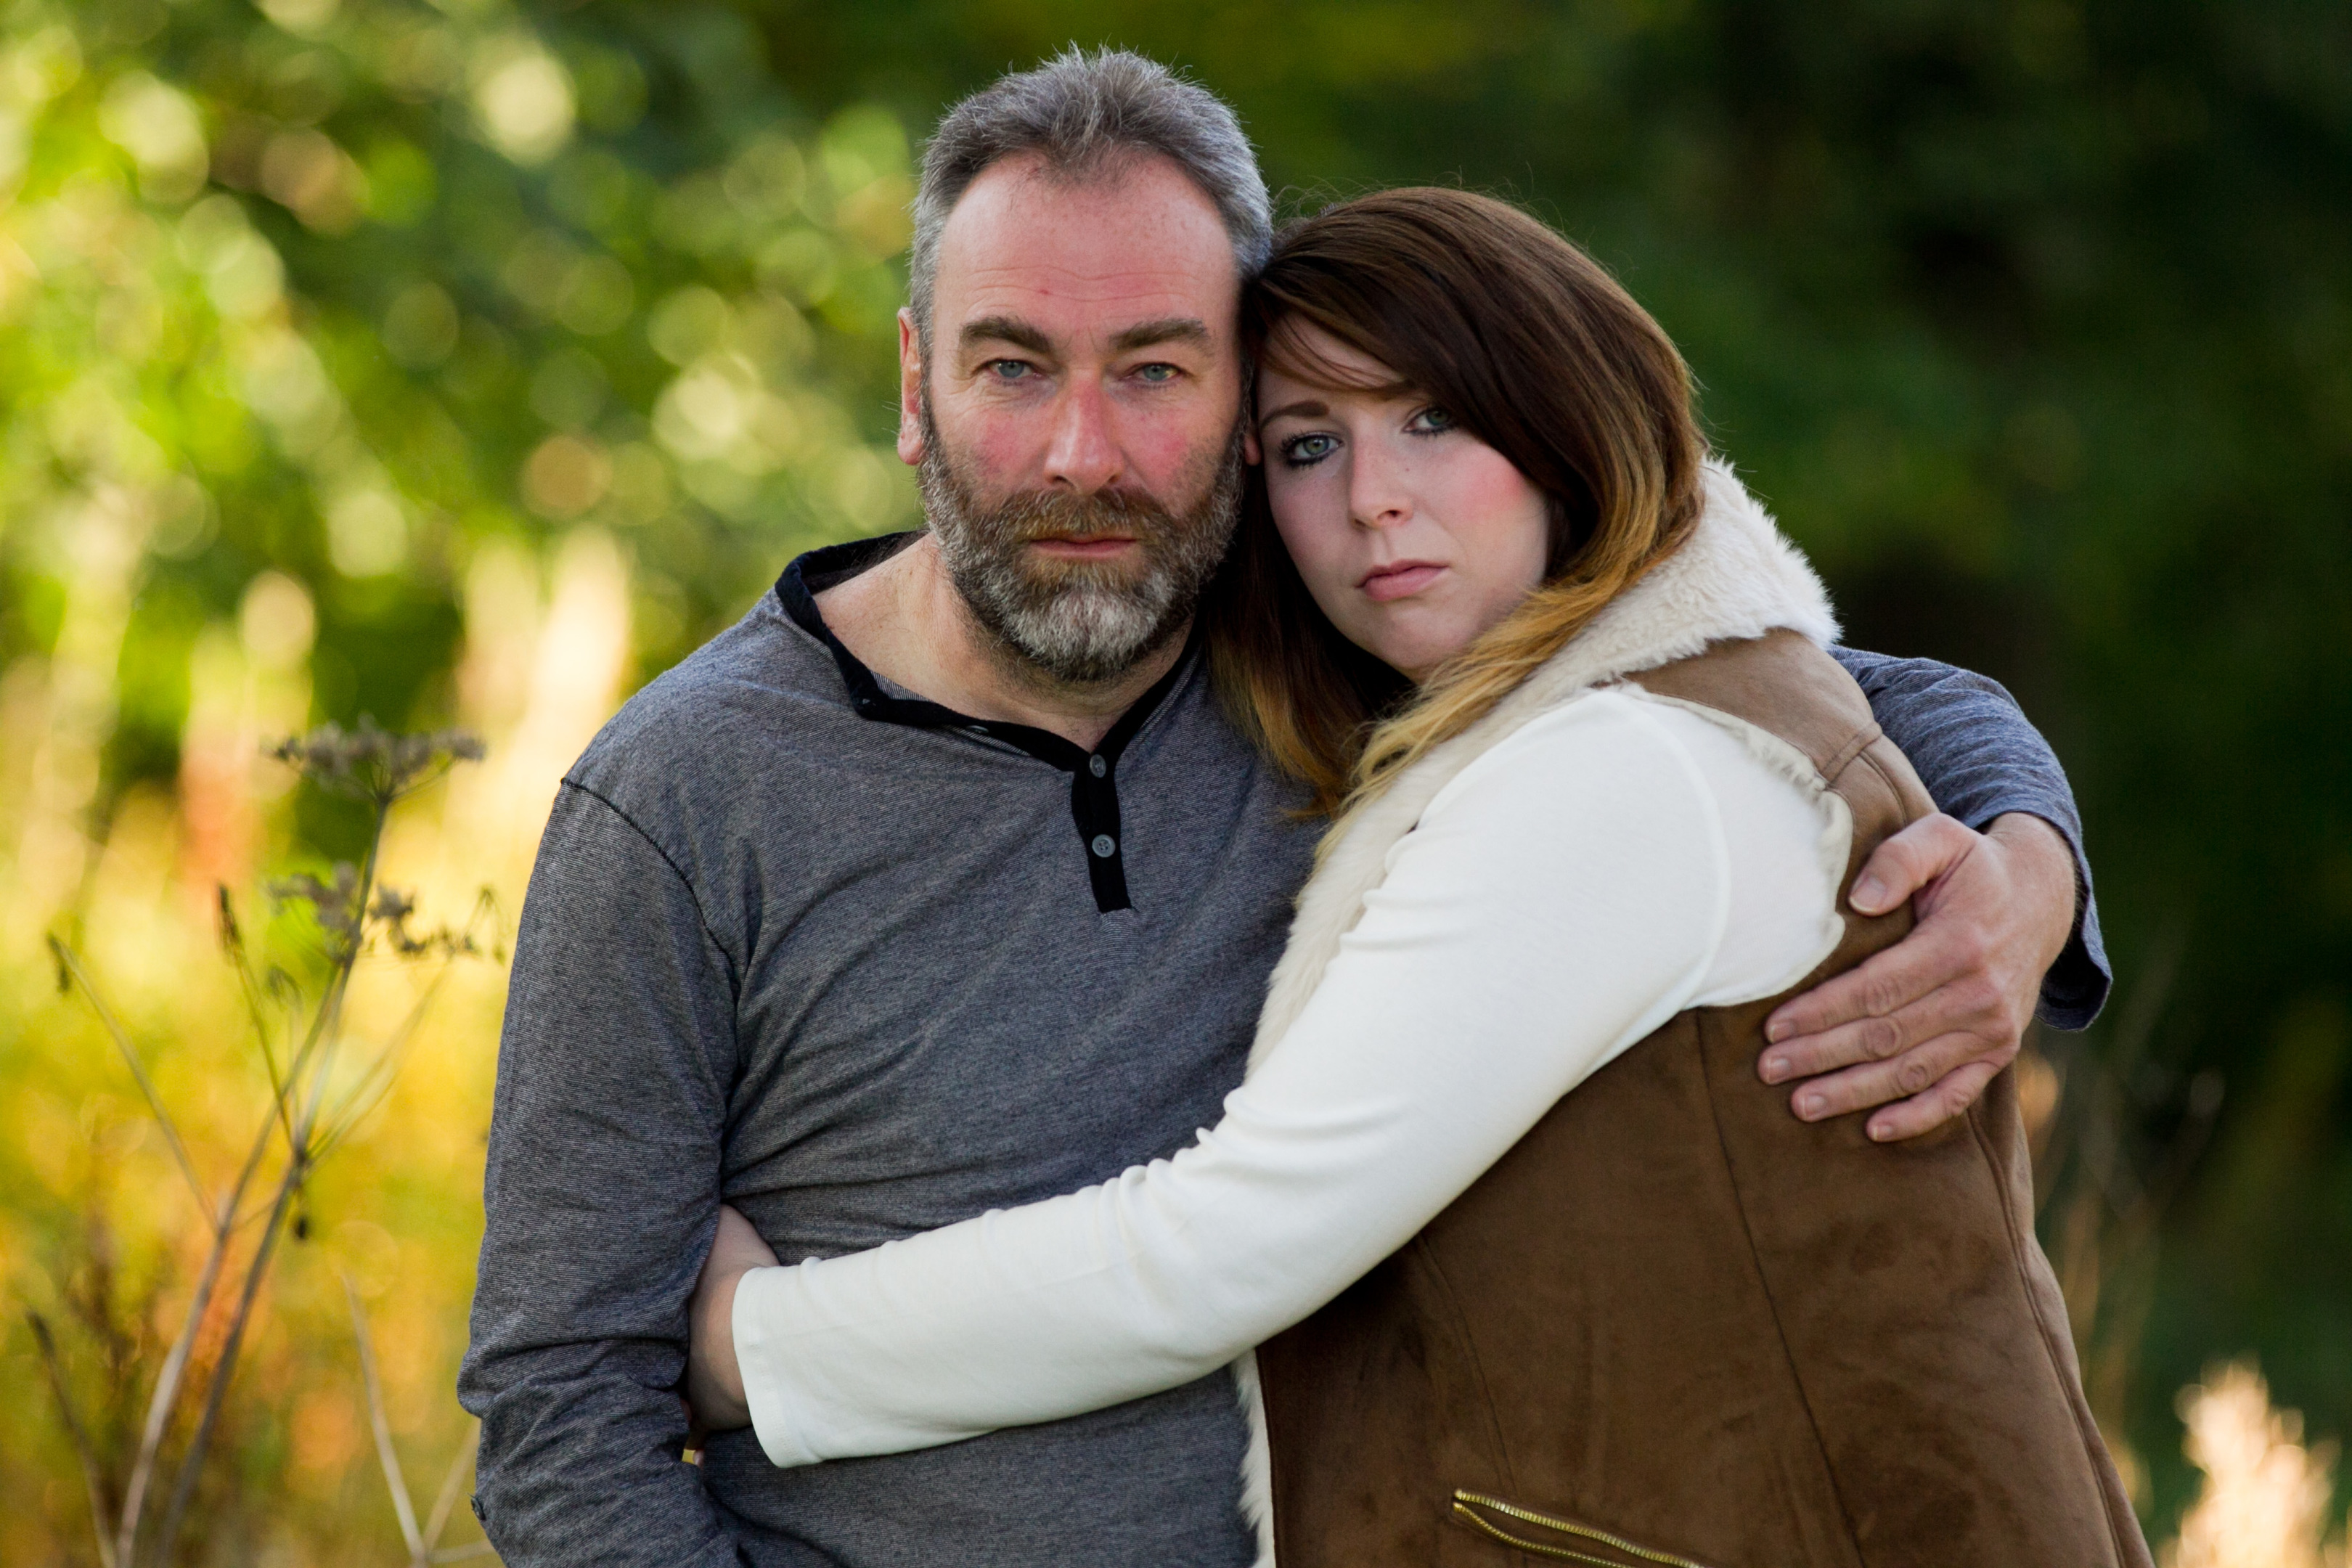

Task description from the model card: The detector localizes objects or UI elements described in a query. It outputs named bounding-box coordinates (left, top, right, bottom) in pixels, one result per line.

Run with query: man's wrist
left=1986, top=812, right=2078, bottom=966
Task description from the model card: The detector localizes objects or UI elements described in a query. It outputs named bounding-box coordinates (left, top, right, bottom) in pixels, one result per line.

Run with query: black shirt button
left=1090, top=834, right=1117, bottom=858
left=1088, top=755, right=1107, bottom=777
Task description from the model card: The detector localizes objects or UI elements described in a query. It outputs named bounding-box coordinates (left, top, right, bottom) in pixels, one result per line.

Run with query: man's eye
left=1405, top=406, right=1456, bottom=435
left=1134, top=363, right=1178, bottom=384
left=989, top=360, right=1034, bottom=380
left=1280, top=433, right=1338, bottom=467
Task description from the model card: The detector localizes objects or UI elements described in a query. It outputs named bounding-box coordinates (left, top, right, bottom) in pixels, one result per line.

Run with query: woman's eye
left=1280, top=433, right=1339, bottom=467
left=1405, top=405, right=1456, bottom=435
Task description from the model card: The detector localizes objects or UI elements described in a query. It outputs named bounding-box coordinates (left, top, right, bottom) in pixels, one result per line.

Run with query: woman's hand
left=686, top=1203, right=780, bottom=1434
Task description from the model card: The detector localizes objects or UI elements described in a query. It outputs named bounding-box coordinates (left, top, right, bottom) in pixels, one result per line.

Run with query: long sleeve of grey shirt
left=460, top=779, right=747, bottom=1565
left=457, top=584, right=2108, bottom=1567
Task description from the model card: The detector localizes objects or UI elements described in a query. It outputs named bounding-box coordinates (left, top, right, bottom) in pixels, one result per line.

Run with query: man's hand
left=1760, top=812, right=2078, bottom=1142
left=685, top=1204, right=780, bottom=1434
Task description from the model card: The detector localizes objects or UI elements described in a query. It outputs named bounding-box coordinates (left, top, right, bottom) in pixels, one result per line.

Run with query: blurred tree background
left=0, top=0, right=2344, bottom=1560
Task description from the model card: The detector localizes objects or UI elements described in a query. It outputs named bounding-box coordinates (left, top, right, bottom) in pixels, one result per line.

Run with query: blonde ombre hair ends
left=1201, top=188, right=1707, bottom=827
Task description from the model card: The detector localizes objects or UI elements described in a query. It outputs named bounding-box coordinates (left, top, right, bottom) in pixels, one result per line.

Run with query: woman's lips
left=1360, top=561, right=1445, bottom=603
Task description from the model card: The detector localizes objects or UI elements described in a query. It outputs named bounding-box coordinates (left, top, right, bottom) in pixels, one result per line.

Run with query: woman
left=687, top=189, right=2149, bottom=1568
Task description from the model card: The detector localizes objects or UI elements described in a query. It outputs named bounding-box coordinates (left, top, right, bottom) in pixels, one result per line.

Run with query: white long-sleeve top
left=732, top=686, right=1847, bottom=1467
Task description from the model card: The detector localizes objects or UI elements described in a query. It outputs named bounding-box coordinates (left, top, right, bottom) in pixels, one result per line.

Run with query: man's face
left=901, top=151, right=1250, bottom=684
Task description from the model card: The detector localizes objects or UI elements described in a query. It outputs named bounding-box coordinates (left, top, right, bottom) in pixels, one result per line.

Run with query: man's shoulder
left=567, top=587, right=841, bottom=801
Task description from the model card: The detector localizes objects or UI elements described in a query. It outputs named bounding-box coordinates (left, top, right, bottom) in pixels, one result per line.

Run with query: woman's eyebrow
left=1258, top=397, right=1329, bottom=424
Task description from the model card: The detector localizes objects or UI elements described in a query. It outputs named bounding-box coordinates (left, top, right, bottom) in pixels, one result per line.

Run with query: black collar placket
left=777, top=538, right=1193, bottom=915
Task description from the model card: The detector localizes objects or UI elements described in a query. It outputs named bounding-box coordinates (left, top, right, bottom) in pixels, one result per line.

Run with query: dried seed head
left=267, top=717, right=485, bottom=801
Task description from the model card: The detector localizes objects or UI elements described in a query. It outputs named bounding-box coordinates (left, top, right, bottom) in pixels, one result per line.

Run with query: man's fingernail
left=1867, top=1120, right=1892, bottom=1142
left=1765, top=1018, right=1793, bottom=1042
left=1760, top=1055, right=1788, bottom=1082
left=1852, top=873, right=1887, bottom=910
left=1797, top=1093, right=1825, bottom=1119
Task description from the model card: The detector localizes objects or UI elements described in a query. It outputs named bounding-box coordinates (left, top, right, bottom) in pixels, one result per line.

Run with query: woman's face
left=1254, top=324, right=1552, bottom=682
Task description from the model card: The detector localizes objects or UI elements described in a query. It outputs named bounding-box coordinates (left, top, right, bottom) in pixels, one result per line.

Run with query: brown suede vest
left=1255, top=631, right=2150, bottom=1568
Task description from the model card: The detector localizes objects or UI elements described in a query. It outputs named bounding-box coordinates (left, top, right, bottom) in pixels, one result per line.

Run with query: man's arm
left=1763, top=649, right=2109, bottom=1140
left=1836, top=648, right=2107, bottom=1023
left=457, top=783, right=743, bottom=1566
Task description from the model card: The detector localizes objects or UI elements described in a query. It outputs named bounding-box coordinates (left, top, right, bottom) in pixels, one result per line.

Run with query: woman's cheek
left=1270, top=478, right=1355, bottom=609
left=1447, top=450, right=1552, bottom=597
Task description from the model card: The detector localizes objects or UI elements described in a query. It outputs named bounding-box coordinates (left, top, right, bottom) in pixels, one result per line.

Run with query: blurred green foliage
left=1, top=0, right=2345, bottom=1553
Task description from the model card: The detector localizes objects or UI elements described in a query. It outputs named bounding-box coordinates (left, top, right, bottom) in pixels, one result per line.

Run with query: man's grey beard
left=918, top=410, right=1245, bottom=687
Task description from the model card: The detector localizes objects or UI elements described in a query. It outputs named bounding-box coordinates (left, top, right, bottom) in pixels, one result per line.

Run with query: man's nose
left=1041, top=379, right=1124, bottom=494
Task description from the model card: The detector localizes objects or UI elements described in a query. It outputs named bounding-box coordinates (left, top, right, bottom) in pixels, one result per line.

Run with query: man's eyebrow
left=1257, top=397, right=1329, bottom=425
left=1110, top=317, right=1213, bottom=354
left=959, top=316, right=1053, bottom=355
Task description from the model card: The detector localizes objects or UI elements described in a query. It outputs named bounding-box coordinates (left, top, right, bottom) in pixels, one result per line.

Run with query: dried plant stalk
left=39, top=724, right=485, bottom=1568
left=344, top=1273, right=426, bottom=1560
left=30, top=1312, right=121, bottom=1568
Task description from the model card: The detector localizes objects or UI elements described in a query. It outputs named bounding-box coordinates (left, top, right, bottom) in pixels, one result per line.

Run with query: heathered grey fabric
left=1831, top=647, right=2108, bottom=1028
left=460, top=544, right=2109, bottom=1568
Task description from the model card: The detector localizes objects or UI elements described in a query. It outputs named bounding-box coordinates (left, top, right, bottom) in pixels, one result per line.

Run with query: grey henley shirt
left=460, top=534, right=2107, bottom=1567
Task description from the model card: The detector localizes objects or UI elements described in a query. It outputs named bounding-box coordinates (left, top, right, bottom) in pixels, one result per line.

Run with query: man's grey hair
left=908, top=46, right=1272, bottom=345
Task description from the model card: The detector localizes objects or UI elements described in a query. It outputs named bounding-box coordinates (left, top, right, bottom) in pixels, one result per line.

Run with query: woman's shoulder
left=1428, top=685, right=1754, bottom=812
left=1419, top=686, right=1839, bottom=894
left=1403, top=690, right=1739, bottom=893
left=1416, top=685, right=1845, bottom=1005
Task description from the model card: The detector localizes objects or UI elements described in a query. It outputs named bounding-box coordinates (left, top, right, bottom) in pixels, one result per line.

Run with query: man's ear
left=1242, top=427, right=1262, bottom=465
left=897, top=308, right=926, bottom=466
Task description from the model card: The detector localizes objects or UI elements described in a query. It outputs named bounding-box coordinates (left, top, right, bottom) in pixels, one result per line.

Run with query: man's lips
left=1029, top=536, right=1138, bottom=560
left=1360, top=561, right=1446, bottom=603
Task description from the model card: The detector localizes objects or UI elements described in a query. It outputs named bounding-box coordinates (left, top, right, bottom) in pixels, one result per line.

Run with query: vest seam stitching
left=1818, top=721, right=1885, bottom=788
left=1962, top=1103, right=2136, bottom=1566
left=1412, top=1235, right=1522, bottom=1501
left=1694, top=1005, right=1874, bottom=1568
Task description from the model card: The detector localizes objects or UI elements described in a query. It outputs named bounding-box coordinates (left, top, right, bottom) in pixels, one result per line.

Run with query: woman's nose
left=1348, top=449, right=1413, bottom=530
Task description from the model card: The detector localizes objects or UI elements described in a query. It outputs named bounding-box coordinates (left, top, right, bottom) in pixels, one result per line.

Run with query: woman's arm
left=719, top=693, right=1839, bottom=1467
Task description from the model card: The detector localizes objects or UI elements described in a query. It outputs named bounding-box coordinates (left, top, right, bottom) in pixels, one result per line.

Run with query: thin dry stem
left=221, top=887, right=298, bottom=1148
left=115, top=1067, right=289, bottom=1565
left=49, top=937, right=213, bottom=1225
left=31, top=1312, right=121, bottom=1568
left=420, top=1424, right=481, bottom=1557
left=344, top=1273, right=425, bottom=1559
left=152, top=1151, right=301, bottom=1562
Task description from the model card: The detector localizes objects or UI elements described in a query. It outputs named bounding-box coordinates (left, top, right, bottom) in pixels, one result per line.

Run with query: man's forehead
left=954, top=258, right=1221, bottom=321
left=932, top=152, right=1239, bottom=340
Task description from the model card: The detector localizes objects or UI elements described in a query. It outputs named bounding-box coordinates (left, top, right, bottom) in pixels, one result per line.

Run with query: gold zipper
left=1451, top=1490, right=1718, bottom=1568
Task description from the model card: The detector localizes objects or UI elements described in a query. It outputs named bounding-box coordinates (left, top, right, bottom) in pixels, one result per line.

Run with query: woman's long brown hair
left=1201, top=187, right=1707, bottom=821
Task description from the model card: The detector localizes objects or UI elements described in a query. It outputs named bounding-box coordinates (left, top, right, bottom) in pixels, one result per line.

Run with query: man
left=460, top=48, right=2104, bottom=1567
